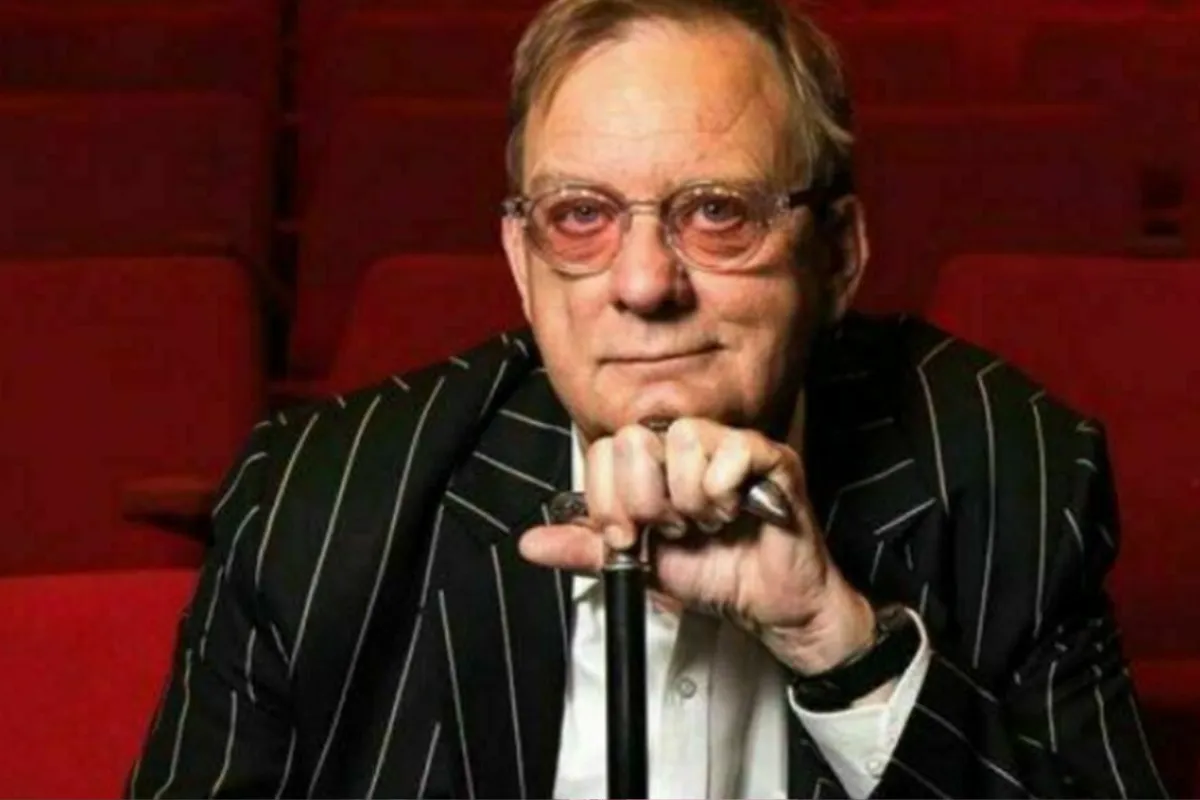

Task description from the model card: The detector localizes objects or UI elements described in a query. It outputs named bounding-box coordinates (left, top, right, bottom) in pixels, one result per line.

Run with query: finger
left=518, top=523, right=604, bottom=573
left=664, top=418, right=724, bottom=531
left=584, top=436, right=633, bottom=549
left=613, top=424, right=686, bottom=539
left=685, top=418, right=805, bottom=527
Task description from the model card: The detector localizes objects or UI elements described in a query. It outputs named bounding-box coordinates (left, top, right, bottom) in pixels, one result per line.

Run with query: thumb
left=518, top=523, right=604, bottom=573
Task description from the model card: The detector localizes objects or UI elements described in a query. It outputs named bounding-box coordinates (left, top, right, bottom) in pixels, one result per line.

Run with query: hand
left=519, top=418, right=877, bottom=675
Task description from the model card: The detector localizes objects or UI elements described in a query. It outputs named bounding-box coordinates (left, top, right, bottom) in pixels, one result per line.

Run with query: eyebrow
left=524, top=168, right=778, bottom=197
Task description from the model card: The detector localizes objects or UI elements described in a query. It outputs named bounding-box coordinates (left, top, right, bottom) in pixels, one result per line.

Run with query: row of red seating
left=299, top=8, right=1200, bottom=107
left=0, top=251, right=1195, bottom=797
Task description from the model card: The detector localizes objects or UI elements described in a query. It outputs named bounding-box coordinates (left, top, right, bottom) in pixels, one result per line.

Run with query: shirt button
left=675, top=677, right=698, bottom=699
left=866, top=756, right=886, bottom=778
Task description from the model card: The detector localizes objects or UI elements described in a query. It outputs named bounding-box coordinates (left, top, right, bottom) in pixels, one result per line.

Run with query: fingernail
left=605, top=524, right=635, bottom=550
left=659, top=522, right=687, bottom=538
left=715, top=506, right=738, bottom=524
left=697, top=518, right=724, bottom=534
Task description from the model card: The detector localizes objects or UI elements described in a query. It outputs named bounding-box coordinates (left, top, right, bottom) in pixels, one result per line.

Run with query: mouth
left=602, top=344, right=721, bottom=365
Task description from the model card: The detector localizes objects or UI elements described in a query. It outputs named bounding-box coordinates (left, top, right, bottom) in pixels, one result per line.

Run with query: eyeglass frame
left=499, top=179, right=838, bottom=275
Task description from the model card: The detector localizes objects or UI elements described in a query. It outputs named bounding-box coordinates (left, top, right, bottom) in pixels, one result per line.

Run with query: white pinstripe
left=1076, top=458, right=1098, bottom=472
left=1017, top=734, right=1046, bottom=751
left=199, top=566, right=226, bottom=660
left=420, top=504, right=447, bottom=608
left=213, top=452, right=267, bottom=518
left=253, top=419, right=271, bottom=431
left=440, top=590, right=476, bottom=799
left=473, top=450, right=558, bottom=491
left=499, top=408, right=572, bottom=436
left=891, top=756, right=950, bottom=798
left=368, top=614, right=427, bottom=798
left=914, top=702, right=1034, bottom=796
left=1064, top=508, right=1085, bottom=550
left=511, top=337, right=530, bottom=358
left=480, top=358, right=510, bottom=419
left=919, top=582, right=930, bottom=617
left=490, top=545, right=528, bottom=798
left=209, top=690, right=238, bottom=797
left=275, top=729, right=296, bottom=799
left=255, top=412, right=321, bottom=590
left=289, top=395, right=384, bottom=679
left=308, top=378, right=447, bottom=795
left=151, top=649, right=193, bottom=799
left=244, top=628, right=258, bottom=706
left=268, top=623, right=288, bottom=662
left=918, top=336, right=955, bottom=511
left=857, top=416, right=895, bottom=432
left=276, top=410, right=288, bottom=425
left=223, top=504, right=261, bottom=582
left=1047, top=657, right=1059, bottom=753
left=813, top=776, right=836, bottom=799
left=1094, top=665, right=1128, bottom=798
left=450, top=355, right=471, bottom=370
left=334, top=394, right=347, bottom=409
left=870, top=540, right=886, bottom=584
left=417, top=722, right=443, bottom=798
left=445, top=490, right=509, bottom=533
left=391, top=375, right=411, bottom=391
left=1126, top=680, right=1169, bottom=797
left=1096, top=523, right=1115, bottom=551
left=1031, top=391, right=1048, bottom=638
left=824, top=458, right=916, bottom=533
left=973, top=360, right=1003, bottom=668
left=875, top=497, right=937, bottom=536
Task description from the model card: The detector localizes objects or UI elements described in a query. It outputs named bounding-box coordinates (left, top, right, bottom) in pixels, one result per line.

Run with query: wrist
left=763, top=577, right=877, bottom=676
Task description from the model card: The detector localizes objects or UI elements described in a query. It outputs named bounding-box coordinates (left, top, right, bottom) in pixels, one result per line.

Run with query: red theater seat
left=326, top=253, right=524, bottom=393
left=292, top=99, right=509, bottom=376
left=0, top=567, right=199, bottom=799
left=853, top=104, right=1134, bottom=313
left=0, top=257, right=266, bottom=575
left=0, top=5, right=278, bottom=103
left=0, top=93, right=273, bottom=269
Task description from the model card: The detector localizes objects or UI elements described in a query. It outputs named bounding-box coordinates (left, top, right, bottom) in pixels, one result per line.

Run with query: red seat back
left=328, top=253, right=524, bottom=392
left=0, top=257, right=265, bottom=575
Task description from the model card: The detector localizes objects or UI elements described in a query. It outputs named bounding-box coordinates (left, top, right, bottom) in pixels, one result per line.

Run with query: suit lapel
left=435, top=359, right=575, bottom=798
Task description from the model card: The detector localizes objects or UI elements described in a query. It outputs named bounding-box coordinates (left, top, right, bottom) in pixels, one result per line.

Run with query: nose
left=606, top=215, right=693, bottom=316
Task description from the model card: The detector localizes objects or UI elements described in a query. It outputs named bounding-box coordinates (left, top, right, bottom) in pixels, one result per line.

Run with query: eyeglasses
left=501, top=181, right=825, bottom=276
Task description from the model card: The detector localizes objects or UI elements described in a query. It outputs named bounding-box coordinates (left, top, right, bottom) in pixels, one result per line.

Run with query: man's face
left=504, top=19, right=855, bottom=443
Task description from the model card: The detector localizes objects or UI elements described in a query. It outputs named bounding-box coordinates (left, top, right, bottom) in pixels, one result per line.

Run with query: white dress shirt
left=553, top=428, right=933, bottom=799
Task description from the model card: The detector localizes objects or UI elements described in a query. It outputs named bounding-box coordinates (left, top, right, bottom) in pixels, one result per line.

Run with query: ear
left=501, top=215, right=534, bottom=322
left=821, top=194, right=870, bottom=322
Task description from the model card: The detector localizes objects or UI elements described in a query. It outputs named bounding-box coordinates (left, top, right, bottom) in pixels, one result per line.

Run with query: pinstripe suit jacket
left=128, top=313, right=1168, bottom=799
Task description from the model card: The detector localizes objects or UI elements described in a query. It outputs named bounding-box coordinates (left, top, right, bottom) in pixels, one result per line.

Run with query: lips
left=602, top=344, right=720, bottom=364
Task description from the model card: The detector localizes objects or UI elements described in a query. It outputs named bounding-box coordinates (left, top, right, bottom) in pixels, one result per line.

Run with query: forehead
left=522, top=19, right=792, bottom=193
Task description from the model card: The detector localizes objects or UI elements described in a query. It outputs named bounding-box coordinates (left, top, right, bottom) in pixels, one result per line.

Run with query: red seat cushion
left=0, top=568, right=199, bottom=799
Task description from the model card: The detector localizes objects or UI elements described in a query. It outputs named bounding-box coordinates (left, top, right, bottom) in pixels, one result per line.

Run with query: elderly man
left=129, top=0, right=1166, bottom=797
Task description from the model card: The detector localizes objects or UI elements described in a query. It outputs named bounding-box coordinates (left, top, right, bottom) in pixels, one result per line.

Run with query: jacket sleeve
left=873, top=425, right=1169, bottom=798
left=127, top=420, right=297, bottom=799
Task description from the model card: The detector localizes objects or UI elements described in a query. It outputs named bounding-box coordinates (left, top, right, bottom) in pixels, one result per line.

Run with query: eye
left=677, top=191, right=751, bottom=232
left=543, top=195, right=617, bottom=237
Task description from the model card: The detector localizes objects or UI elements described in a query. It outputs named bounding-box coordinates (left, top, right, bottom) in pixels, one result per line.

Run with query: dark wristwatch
left=788, top=603, right=922, bottom=713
